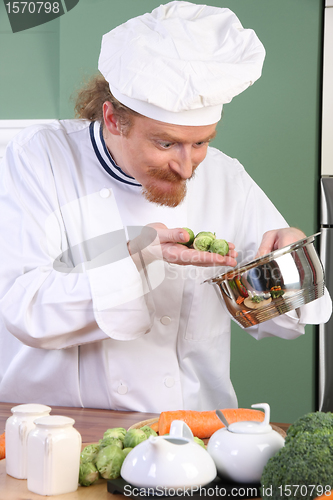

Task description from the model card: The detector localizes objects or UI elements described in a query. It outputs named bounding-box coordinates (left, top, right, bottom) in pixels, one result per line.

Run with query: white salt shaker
left=27, top=415, right=82, bottom=496
left=5, top=403, right=51, bottom=479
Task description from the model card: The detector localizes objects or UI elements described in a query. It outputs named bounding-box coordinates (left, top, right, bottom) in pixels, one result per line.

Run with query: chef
left=0, top=1, right=331, bottom=411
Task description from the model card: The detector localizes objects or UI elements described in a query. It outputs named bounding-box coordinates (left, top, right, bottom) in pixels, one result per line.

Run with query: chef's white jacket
left=0, top=120, right=331, bottom=411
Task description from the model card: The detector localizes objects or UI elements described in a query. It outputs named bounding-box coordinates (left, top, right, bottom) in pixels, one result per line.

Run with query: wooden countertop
left=0, top=402, right=159, bottom=442
left=0, top=402, right=290, bottom=500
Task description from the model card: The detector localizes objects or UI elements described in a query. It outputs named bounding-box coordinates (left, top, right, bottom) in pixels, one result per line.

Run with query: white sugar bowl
left=207, top=403, right=284, bottom=483
left=121, top=420, right=217, bottom=490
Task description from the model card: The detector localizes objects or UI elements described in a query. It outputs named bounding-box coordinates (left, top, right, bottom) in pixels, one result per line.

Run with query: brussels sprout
left=103, top=427, right=127, bottom=441
left=181, top=227, right=195, bottom=247
left=79, top=461, right=100, bottom=486
left=95, top=444, right=125, bottom=480
left=123, top=428, right=148, bottom=448
left=193, top=235, right=215, bottom=251
left=80, top=443, right=100, bottom=464
left=99, top=436, right=123, bottom=449
left=193, top=436, right=206, bottom=449
left=195, top=231, right=216, bottom=240
left=209, top=239, right=229, bottom=256
left=140, top=425, right=158, bottom=438
left=122, top=447, right=133, bottom=458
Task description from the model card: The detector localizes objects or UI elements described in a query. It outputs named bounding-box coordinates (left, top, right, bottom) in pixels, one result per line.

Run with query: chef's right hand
left=128, top=223, right=238, bottom=267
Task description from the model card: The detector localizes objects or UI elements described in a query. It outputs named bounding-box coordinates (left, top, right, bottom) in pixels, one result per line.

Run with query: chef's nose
left=169, top=146, right=196, bottom=180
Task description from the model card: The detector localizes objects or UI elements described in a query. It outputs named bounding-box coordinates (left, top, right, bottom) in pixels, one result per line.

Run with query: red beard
left=141, top=166, right=196, bottom=207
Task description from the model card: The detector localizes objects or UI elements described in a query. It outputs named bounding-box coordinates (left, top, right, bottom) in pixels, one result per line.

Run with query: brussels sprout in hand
left=180, top=227, right=195, bottom=247
left=209, top=239, right=229, bottom=256
left=79, top=462, right=100, bottom=486
left=132, top=222, right=237, bottom=268
left=80, top=443, right=100, bottom=464
left=95, top=444, right=126, bottom=480
left=123, top=428, right=148, bottom=448
left=193, top=234, right=215, bottom=252
left=196, top=231, right=216, bottom=240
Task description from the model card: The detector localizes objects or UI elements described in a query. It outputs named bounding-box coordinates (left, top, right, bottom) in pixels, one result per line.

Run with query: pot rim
left=205, top=232, right=320, bottom=284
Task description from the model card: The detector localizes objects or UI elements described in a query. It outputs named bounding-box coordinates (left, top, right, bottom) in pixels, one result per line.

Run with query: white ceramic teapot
left=121, top=420, right=217, bottom=490
left=207, top=403, right=284, bottom=483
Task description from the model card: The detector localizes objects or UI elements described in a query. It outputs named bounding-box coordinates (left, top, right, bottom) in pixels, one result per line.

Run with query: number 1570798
left=5, top=2, right=60, bottom=14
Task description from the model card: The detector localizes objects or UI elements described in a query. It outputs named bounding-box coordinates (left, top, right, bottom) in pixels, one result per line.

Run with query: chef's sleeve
left=0, top=139, right=153, bottom=350
left=233, top=170, right=332, bottom=340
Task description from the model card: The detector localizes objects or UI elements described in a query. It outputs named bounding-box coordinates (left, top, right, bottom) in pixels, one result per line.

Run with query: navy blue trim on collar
left=99, top=125, right=136, bottom=181
left=89, top=122, right=141, bottom=187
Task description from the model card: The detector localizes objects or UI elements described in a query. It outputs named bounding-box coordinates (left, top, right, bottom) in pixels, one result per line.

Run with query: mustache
left=147, top=165, right=198, bottom=183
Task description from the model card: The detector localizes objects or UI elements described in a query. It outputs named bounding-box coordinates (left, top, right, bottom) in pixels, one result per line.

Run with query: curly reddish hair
left=74, top=74, right=139, bottom=135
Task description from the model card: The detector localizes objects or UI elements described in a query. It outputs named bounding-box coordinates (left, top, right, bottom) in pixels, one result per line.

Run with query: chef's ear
left=103, top=101, right=121, bottom=136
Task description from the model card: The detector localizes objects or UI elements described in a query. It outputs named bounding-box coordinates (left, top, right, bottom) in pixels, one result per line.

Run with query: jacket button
left=160, top=316, right=171, bottom=325
left=100, top=188, right=110, bottom=198
left=164, top=376, right=175, bottom=388
left=117, top=384, right=128, bottom=395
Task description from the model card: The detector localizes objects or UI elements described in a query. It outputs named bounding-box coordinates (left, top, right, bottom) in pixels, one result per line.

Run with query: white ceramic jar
left=27, top=415, right=82, bottom=496
left=5, top=403, right=51, bottom=479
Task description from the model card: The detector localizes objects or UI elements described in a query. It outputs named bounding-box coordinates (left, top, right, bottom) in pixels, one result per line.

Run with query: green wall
left=0, top=0, right=324, bottom=423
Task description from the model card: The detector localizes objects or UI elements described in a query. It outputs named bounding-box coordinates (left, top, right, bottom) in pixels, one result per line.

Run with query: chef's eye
left=158, top=141, right=174, bottom=149
left=194, top=141, right=208, bottom=148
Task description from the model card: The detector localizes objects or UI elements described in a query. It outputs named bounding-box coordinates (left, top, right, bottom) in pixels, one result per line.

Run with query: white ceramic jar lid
left=11, top=404, right=51, bottom=415
left=34, top=415, right=75, bottom=427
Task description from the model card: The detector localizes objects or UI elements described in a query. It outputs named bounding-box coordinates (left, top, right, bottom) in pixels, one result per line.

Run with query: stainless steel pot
left=205, top=233, right=325, bottom=328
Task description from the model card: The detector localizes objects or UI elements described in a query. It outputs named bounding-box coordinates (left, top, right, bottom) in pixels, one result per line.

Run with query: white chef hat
left=98, top=1, right=265, bottom=126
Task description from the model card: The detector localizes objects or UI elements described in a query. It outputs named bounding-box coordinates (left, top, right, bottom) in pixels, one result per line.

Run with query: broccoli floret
left=285, top=411, right=333, bottom=443
left=261, top=412, right=333, bottom=500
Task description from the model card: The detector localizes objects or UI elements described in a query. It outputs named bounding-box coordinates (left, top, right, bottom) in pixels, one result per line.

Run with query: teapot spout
left=148, top=435, right=160, bottom=446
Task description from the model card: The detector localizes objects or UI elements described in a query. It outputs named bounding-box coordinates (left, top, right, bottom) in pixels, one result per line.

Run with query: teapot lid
left=228, top=403, right=272, bottom=434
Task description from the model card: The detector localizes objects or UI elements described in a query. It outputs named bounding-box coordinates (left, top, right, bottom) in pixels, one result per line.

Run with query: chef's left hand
left=257, top=227, right=306, bottom=257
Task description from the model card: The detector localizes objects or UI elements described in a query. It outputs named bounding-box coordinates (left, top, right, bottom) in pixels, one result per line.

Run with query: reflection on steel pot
left=205, top=233, right=325, bottom=328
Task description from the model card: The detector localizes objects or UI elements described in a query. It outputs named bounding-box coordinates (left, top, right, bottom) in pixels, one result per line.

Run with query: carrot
left=150, top=422, right=159, bottom=433
left=0, top=432, right=5, bottom=460
left=315, top=492, right=332, bottom=500
left=158, top=408, right=265, bottom=439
